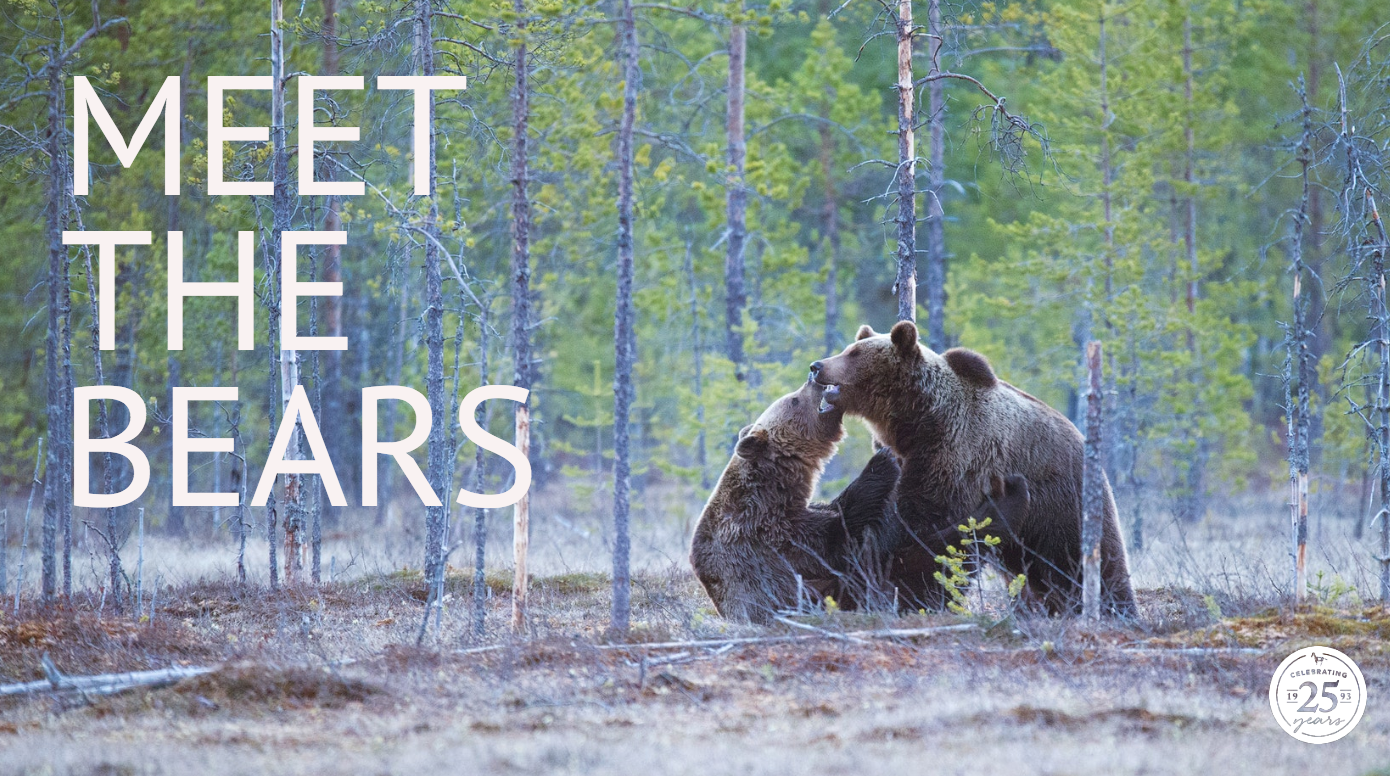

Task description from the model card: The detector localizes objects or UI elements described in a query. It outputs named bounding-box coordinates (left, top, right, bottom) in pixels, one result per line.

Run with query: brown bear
left=689, top=378, right=902, bottom=624
left=809, top=321, right=1137, bottom=616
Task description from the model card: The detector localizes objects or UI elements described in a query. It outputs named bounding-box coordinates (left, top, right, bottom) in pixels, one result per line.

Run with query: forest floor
left=1, top=567, right=1389, bottom=776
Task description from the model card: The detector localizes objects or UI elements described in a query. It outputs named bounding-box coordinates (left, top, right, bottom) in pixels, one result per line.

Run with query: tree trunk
left=321, top=0, right=345, bottom=529
left=416, top=0, right=450, bottom=605
left=78, top=242, right=122, bottom=606
left=510, top=0, right=534, bottom=634
left=1180, top=10, right=1207, bottom=524
left=893, top=0, right=917, bottom=323
left=381, top=275, right=407, bottom=526
left=42, top=62, right=72, bottom=604
left=1288, top=82, right=1314, bottom=602
left=611, top=0, right=638, bottom=635
left=271, top=0, right=302, bottom=584
left=923, top=0, right=947, bottom=350
left=724, top=19, right=748, bottom=380
left=1082, top=341, right=1105, bottom=620
left=470, top=308, right=490, bottom=640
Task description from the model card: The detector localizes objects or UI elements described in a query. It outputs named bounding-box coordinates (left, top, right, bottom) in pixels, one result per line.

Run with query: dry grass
left=0, top=567, right=1387, bottom=776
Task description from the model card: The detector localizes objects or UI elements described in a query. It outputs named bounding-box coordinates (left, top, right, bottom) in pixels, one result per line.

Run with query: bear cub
left=689, top=378, right=900, bottom=623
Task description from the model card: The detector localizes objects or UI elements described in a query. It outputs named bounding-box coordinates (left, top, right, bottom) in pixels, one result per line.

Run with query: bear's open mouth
left=818, top=384, right=841, bottom=414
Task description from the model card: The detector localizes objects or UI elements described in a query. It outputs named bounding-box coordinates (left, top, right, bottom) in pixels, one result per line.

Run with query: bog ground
left=1, top=495, right=1389, bottom=776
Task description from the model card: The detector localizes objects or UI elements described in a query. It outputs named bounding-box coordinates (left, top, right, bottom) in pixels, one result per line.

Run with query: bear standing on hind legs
left=689, top=378, right=902, bottom=624
left=809, top=321, right=1137, bottom=616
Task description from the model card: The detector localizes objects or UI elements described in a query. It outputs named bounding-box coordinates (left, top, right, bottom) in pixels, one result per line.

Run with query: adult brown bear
left=689, top=379, right=902, bottom=624
left=809, top=321, right=1137, bottom=616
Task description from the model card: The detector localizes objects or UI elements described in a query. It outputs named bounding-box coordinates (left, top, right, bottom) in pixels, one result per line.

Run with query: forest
left=0, top=0, right=1389, bottom=772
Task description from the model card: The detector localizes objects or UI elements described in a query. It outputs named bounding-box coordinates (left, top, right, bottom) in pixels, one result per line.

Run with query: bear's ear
left=735, top=429, right=768, bottom=458
left=889, top=320, right=919, bottom=358
left=943, top=348, right=998, bottom=389
left=855, top=324, right=877, bottom=341
left=736, top=424, right=754, bottom=440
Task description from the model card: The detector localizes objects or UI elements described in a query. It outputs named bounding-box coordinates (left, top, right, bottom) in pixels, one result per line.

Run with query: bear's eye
left=791, top=398, right=800, bottom=407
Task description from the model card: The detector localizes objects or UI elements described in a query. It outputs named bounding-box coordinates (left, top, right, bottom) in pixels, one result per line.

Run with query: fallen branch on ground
left=0, top=659, right=213, bottom=698
left=595, top=622, right=980, bottom=651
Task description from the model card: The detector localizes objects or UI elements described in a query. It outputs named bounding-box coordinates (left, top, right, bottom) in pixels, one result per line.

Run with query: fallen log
left=0, top=660, right=213, bottom=698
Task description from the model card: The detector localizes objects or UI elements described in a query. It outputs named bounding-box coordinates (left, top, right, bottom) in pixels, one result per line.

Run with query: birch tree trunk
left=510, top=0, right=534, bottom=634
left=1082, top=341, right=1105, bottom=620
left=611, top=0, right=639, bottom=635
left=893, top=0, right=917, bottom=323
left=724, top=18, right=748, bottom=380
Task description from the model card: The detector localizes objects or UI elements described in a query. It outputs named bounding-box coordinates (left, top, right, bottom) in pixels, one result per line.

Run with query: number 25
left=1296, top=680, right=1340, bottom=713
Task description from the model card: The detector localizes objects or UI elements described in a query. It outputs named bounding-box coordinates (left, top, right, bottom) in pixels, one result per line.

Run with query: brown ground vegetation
left=0, top=569, right=1387, bottom=775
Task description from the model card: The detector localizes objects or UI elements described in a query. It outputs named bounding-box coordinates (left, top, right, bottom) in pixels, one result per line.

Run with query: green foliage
left=0, top=0, right=1384, bottom=549
left=933, top=516, right=1004, bottom=615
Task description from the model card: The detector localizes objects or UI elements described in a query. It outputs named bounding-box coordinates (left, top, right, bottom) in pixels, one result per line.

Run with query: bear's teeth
left=819, top=397, right=833, bottom=414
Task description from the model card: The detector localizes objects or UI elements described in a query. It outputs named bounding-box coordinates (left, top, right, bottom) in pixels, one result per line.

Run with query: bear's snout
left=809, top=361, right=823, bottom=381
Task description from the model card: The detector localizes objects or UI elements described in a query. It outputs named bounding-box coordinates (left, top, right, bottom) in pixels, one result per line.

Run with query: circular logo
left=1269, top=646, right=1367, bottom=744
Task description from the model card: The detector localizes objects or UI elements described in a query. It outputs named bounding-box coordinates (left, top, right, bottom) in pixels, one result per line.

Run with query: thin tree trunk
left=923, top=0, right=947, bottom=349
left=272, top=0, right=303, bottom=584
left=724, top=19, right=748, bottom=380
left=1180, top=9, right=1206, bottom=524
left=1370, top=197, right=1390, bottom=604
left=42, top=61, right=72, bottom=604
left=510, top=0, right=534, bottom=634
left=893, top=0, right=917, bottom=322
left=1288, top=80, right=1314, bottom=602
left=471, top=307, right=490, bottom=639
left=415, top=0, right=449, bottom=606
left=322, top=0, right=346, bottom=518
left=14, top=439, right=42, bottom=614
left=381, top=271, right=409, bottom=527
left=78, top=241, right=122, bottom=606
left=1082, top=341, right=1105, bottom=620
left=1098, top=7, right=1113, bottom=297
left=611, top=0, right=638, bottom=635
left=309, top=253, right=323, bottom=584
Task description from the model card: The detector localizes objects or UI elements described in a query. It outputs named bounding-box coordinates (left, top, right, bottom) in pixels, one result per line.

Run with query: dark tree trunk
left=42, top=63, right=72, bottom=604
left=510, top=0, right=534, bottom=633
left=611, top=0, right=638, bottom=634
left=470, top=307, right=491, bottom=640
left=416, top=0, right=449, bottom=601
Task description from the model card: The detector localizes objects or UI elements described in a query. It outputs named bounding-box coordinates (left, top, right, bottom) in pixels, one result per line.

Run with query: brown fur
left=811, top=321, right=1137, bottom=616
left=689, top=380, right=900, bottom=623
